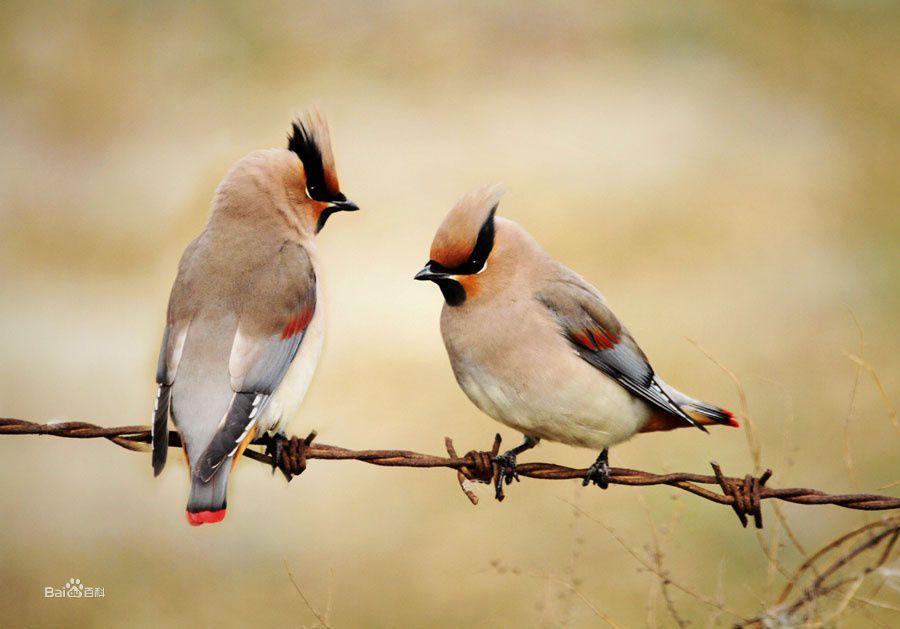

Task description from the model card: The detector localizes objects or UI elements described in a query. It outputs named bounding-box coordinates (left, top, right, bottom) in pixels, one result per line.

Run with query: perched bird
left=152, top=110, right=357, bottom=525
left=415, top=185, right=737, bottom=492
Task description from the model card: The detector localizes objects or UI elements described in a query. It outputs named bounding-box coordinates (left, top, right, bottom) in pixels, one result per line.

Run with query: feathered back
left=430, top=184, right=506, bottom=269
left=288, top=108, right=341, bottom=201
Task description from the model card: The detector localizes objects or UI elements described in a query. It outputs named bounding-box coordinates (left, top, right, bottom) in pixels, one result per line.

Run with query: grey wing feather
left=152, top=325, right=173, bottom=475
left=576, top=344, right=700, bottom=429
left=239, top=330, right=305, bottom=394
left=196, top=392, right=258, bottom=482
left=538, top=273, right=701, bottom=430
left=152, top=382, right=171, bottom=476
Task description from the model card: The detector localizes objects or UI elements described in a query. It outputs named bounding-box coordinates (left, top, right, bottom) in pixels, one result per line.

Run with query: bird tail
left=681, top=400, right=740, bottom=428
left=183, top=418, right=258, bottom=526
left=186, top=465, right=229, bottom=526
left=650, top=379, right=739, bottom=429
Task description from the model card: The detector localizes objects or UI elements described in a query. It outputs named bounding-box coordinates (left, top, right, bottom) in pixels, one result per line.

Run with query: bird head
left=287, top=109, right=358, bottom=233
left=209, top=109, right=357, bottom=237
left=415, top=184, right=507, bottom=306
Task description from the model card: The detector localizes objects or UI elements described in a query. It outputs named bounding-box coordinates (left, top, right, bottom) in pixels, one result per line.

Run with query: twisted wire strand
left=1, top=417, right=898, bottom=528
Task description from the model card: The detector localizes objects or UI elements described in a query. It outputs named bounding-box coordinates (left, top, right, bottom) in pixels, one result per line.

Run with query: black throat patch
left=436, top=279, right=466, bottom=307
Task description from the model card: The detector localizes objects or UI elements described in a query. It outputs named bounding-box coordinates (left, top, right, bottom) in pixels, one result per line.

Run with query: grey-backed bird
left=415, top=185, right=736, bottom=493
left=152, top=110, right=357, bottom=525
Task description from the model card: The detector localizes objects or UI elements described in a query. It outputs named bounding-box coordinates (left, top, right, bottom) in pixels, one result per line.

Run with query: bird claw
left=265, top=432, right=287, bottom=476
left=264, top=431, right=313, bottom=482
left=583, top=449, right=610, bottom=489
left=493, top=451, right=521, bottom=496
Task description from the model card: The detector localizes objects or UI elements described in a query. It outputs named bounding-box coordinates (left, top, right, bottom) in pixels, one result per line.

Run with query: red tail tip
left=186, top=509, right=227, bottom=526
left=723, top=410, right=740, bottom=428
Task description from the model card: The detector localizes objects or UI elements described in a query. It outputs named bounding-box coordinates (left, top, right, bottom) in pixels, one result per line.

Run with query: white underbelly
left=457, top=361, right=651, bottom=450
left=259, top=303, right=325, bottom=436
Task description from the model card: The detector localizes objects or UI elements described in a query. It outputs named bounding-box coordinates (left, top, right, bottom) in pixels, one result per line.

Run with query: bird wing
left=536, top=271, right=701, bottom=430
left=195, top=241, right=317, bottom=481
left=152, top=238, right=200, bottom=476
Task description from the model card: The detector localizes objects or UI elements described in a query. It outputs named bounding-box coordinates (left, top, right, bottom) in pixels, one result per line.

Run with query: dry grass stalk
left=740, top=516, right=900, bottom=626
left=285, top=559, right=332, bottom=629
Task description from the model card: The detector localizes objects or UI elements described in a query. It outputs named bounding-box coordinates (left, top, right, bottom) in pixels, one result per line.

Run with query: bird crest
left=430, top=184, right=506, bottom=270
left=288, top=108, right=342, bottom=202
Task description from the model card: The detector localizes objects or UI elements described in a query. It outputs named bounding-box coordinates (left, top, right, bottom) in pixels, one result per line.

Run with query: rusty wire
left=1, top=416, right=898, bottom=528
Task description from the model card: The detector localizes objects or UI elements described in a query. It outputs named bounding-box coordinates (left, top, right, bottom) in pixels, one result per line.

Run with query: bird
left=151, top=109, right=358, bottom=525
left=414, top=185, right=737, bottom=494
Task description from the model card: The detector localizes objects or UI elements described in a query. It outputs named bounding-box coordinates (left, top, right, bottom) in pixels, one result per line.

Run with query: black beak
left=414, top=262, right=449, bottom=282
left=329, top=199, right=359, bottom=213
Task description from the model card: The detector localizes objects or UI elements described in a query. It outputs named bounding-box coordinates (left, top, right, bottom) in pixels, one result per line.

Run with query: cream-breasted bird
left=152, top=110, right=357, bottom=525
left=415, top=185, right=737, bottom=492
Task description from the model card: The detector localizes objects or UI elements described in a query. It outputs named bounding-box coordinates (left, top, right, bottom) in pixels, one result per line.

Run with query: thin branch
left=687, top=338, right=762, bottom=473
left=284, top=559, right=331, bottom=629
left=537, top=572, right=624, bottom=629
left=842, top=307, right=866, bottom=487
left=739, top=517, right=900, bottom=627
left=746, top=376, right=808, bottom=557
left=705, top=558, right=727, bottom=629
left=775, top=517, right=900, bottom=605
left=560, top=498, right=747, bottom=620
left=780, top=524, right=899, bottom=620
left=845, top=353, right=899, bottom=434
left=636, top=494, right=687, bottom=628
left=489, top=560, right=623, bottom=629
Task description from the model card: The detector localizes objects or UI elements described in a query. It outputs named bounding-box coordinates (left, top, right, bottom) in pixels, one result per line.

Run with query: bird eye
left=306, top=184, right=318, bottom=198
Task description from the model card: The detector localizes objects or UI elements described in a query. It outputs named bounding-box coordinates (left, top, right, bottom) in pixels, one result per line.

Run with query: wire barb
left=711, top=462, right=772, bottom=528
left=444, top=433, right=500, bottom=505
left=1, top=417, right=898, bottom=527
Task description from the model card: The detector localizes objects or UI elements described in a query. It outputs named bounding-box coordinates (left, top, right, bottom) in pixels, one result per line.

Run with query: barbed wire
left=1, top=416, right=898, bottom=528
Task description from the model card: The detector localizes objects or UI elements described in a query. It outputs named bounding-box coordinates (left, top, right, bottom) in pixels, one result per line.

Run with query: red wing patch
left=281, top=307, right=314, bottom=339
left=572, top=327, right=619, bottom=351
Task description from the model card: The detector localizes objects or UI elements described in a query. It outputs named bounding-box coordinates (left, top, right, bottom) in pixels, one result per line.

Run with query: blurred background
left=0, top=1, right=897, bottom=626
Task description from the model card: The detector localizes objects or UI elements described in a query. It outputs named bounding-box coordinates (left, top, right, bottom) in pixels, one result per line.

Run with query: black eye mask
left=429, top=206, right=497, bottom=277
left=287, top=122, right=343, bottom=204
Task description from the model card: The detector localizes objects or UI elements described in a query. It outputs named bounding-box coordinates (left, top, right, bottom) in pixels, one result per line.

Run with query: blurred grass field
left=0, top=2, right=897, bottom=626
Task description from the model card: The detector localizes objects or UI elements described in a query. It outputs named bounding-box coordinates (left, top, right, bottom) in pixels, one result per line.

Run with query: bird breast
left=440, top=297, right=652, bottom=449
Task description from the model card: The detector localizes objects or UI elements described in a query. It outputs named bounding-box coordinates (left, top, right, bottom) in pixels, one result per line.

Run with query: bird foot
left=265, top=431, right=316, bottom=482
left=583, top=449, right=610, bottom=489
left=493, top=450, right=521, bottom=499
left=265, top=432, right=288, bottom=476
